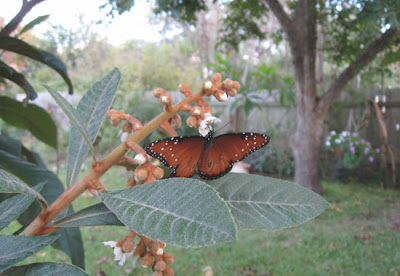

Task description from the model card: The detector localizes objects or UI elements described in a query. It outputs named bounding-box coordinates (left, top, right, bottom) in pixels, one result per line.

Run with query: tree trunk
left=290, top=97, right=324, bottom=194
left=265, top=0, right=397, bottom=193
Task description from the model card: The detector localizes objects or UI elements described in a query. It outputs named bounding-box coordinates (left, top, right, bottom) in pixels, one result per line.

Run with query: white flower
left=334, top=138, right=341, bottom=144
left=340, top=131, right=350, bottom=137
left=199, top=115, right=221, bottom=137
left=117, top=251, right=133, bottom=266
left=161, top=95, right=169, bottom=104
left=325, top=141, right=331, bottom=147
left=134, top=153, right=147, bottom=165
left=103, top=241, right=117, bottom=248
left=204, top=81, right=212, bottom=89
left=119, top=130, right=129, bottom=142
left=219, top=92, right=228, bottom=102
left=330, top=131, right=336, bottom=136
left=103, top=241, right=133, bottom=266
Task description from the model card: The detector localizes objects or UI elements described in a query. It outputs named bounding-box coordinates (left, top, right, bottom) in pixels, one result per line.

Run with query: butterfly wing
left=197, top=132, right=270, bottom=180
left=144, top=136, right=206, bottom=178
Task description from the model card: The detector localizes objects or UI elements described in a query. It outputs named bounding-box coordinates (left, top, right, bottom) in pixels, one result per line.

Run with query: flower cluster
left=104, top=232, right=174, bottom=275
left=325, top=131, right=379, bottom=170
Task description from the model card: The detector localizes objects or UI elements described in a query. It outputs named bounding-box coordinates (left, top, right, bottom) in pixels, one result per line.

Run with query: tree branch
left=263, top=0, right=292, bottom=34
left=0, top=0, right=45, bottom=38
left=319, top=28, right=399, bottom=112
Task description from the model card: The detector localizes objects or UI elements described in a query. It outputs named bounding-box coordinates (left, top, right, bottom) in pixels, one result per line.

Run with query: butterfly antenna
left=214, top=120, right=232, bottom=133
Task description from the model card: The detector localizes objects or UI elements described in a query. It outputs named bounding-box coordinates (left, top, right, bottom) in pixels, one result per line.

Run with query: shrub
left=325, top=130, right=379, bottom=170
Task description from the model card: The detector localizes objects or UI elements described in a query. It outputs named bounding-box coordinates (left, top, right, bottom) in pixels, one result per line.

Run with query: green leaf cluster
left=0, top=69, right=120, bottom=274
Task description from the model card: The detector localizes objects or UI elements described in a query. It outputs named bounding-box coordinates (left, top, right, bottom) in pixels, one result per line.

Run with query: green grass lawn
left=6, top=166, right=400, bottom=275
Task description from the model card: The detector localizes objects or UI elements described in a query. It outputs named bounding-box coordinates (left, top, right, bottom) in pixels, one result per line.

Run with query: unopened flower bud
left=134, top=240, right=146, bottom=257
left=163, top=252, right=174, bottom=264
left=149, top=241, right=165, bottom=255
left=134, top=175, right=143, bottom=184
left=222, top=78, right=233, bottom=90
left=134, top=166, right=148, bottom=181
left=214, top=90, right=228, bottom=102
left=203, top=81, right=212, bottom=96
left=122, top=122, right=133, bottom=133
left=127, top=177, right=137, bottom=188
left=154, top=257, right=166, bottom=271
left=233, top=81, right=240, bottom=91
left=178, top=83, right=192, bottom=96
left=191, top=106, right=202, bottom=116
left=186, top=116, right=199, bottom=128
left=141, top=252, right=153, bottom=268
left=164, top=265, right=174, bottom=276
left=153, top=167, right=164, bottom=179
left=154, top=88, right=165, bottom=98
left=121, top=239, right=135, bottom=253
left=160, top=95, right=171, bottom=105
left=145, top=174, right=156, bottom=183
left=227, top=88, right=238, bottom=97
left=212, top=73, right=222, bottom=83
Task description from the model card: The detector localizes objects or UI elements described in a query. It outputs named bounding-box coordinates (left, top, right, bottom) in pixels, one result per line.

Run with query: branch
left=263, top=0, right=292, bottom=34
left=0, top=0, right=45, bottom=38
left=319, top=28, right=399, bottom=112
left=21, top=87, right=206, bottom=236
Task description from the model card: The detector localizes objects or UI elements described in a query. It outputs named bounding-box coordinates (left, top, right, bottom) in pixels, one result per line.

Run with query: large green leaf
left=0, top=150, right=84, bottom=269
left=0, top=136, right=21, bottom=157
left=66, top=68, right=120, bottom=186
left=207, top=173, right=329, bottom=230
left=0, top=235, right=58, bottom=273
left=0, top=168, right=47, bottom=208
left=0, top=183, right=46, bottom=231
left=0, top=37, right=73, bottom=94
left=0, top=96, right=57, bottom=148
left=52, top=202, right=123, bottom=228
left=0, top=61, right=37, bottom=99
left=98, top=178, right=237, bottom=247
left=0, top=262, right=88, bottom=276
left=44, top=85, right=95, bottom=159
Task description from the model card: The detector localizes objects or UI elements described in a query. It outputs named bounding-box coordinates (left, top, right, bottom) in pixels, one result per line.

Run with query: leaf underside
left=0, top=235, right=59, bottom=273
left=0, top=262, right=89, bottom=276
left=0, top=183, right=46, bottom=231
left=0, top=145, right=85, bottom=269
left=66, top=68, right=120, bottom=186
left=98, top=178, right=237, bottom=248
left=206, top=173, right=329, bottom=230
left=0, top=168, right=47, bottom=207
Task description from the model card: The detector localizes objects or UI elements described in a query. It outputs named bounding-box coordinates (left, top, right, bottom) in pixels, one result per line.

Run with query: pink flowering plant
left=325, top=131, right=379, bottom=170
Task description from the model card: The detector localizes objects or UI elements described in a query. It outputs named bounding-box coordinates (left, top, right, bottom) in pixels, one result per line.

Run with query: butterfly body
left=145, top=131, right=270, bottom=180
